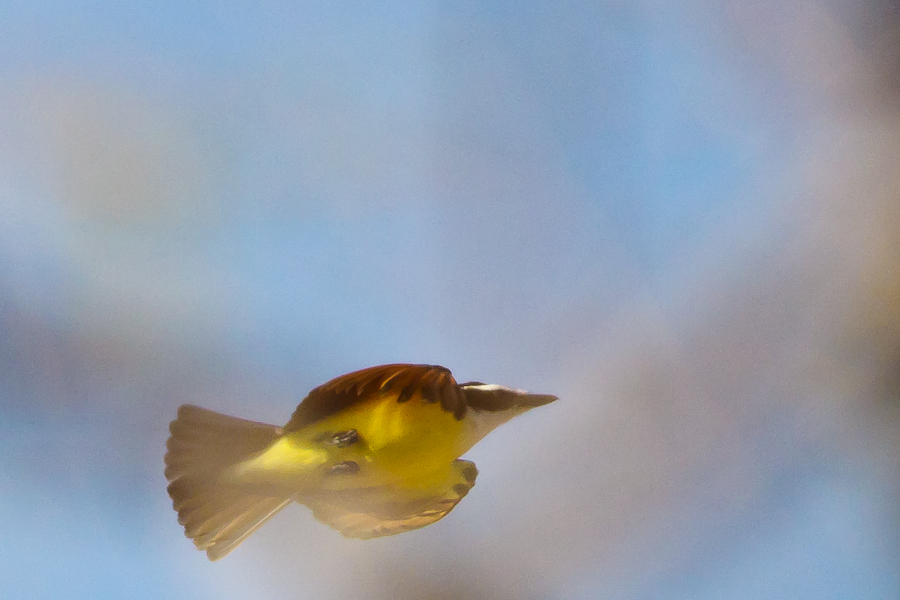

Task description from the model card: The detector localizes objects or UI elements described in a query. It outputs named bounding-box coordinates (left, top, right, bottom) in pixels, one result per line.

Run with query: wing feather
left=302, top=459, right=478, bottom=539
left=285, top=364, right=465, bottom=431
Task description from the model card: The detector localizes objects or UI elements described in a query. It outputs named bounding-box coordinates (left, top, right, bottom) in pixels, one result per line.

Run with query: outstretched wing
left=285, top=364, right=466, bottom=431
left=302, top=459, right=478, bottom=539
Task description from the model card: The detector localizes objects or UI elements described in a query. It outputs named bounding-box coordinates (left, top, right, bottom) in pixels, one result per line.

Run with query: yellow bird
left=164, top=363, right=557, bottom=560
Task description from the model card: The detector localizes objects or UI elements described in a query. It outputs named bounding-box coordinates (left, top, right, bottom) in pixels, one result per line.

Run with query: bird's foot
left=317, top=429, right=360, bottom=448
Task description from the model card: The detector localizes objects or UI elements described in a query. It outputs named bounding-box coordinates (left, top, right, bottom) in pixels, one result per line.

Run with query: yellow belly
left=232, top=393, right=467, bottom=490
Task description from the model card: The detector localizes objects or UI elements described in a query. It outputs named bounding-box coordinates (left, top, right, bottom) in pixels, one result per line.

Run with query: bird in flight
left=164, top=363, right=557, bottom=560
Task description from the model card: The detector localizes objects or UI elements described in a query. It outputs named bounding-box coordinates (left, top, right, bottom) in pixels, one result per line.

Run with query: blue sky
left=1, top=1, right=897, bottom=599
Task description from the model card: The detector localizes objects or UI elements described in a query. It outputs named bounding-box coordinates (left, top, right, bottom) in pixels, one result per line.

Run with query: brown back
left=284, top=364, right=467, bottom=431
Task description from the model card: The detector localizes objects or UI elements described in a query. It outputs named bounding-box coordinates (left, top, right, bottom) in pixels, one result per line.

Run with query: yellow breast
left=232, top=391, right=468, bottom=490
left=302, top=391, right=467, bottom=488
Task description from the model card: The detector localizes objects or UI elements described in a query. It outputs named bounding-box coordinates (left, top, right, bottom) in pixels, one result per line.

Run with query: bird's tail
left=164, top=405, right=293, bottom=560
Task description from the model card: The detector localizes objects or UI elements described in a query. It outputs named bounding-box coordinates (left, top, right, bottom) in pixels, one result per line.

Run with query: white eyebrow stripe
left=460, top=383, right=526, bottom=394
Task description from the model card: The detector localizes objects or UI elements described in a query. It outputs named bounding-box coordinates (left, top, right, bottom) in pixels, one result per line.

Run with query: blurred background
left=2, top=1, right=899, bottom=598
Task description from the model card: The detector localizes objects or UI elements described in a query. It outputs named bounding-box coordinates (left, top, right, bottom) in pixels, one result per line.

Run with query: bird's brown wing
left=284, top=364, right=467, bottom=431
left=302, top=459, right=478, bottom=539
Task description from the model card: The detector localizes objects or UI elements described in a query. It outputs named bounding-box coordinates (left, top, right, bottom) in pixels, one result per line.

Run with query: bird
left=164, top=363, right=557, bottom=560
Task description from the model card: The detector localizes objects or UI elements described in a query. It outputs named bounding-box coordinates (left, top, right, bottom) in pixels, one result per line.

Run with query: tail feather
left=165, top=404, right=293, bottom=560
left=164, top=405, right=284, bottom=480
left=202, top=497, right=293, bottom=561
